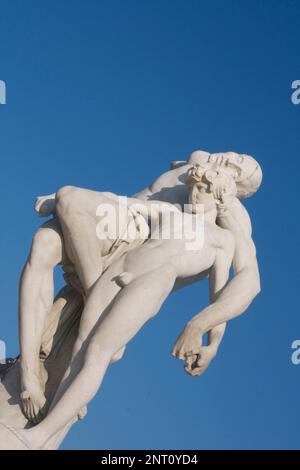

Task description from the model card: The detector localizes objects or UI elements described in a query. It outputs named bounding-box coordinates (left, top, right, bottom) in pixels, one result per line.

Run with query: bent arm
left=205, top=239, right=234, bottom=356
left=173, top=231, right=233, bottom=370
left=190, top=202, right=261, bottom=334
left=193, top=264, right=260, bottom=333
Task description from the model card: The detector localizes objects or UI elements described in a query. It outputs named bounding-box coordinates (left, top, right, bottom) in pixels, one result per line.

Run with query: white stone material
left=0, top=150, right=262, bottom=449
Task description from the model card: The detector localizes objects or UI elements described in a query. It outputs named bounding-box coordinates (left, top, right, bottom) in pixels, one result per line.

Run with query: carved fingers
left=171, top=325, right=216, bottom=376
left=184, top=347, right=216, bottom=377
left=171, top=324, right=203, bottom=362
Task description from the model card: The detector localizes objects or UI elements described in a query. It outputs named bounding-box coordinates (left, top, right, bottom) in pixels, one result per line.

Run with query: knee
left=56, top=186, right=81, bottom=217
left=29, top=228, right=61, bottom=268
left=161, top=264, right=177, bottom=284
left=56, top=185, right=77, bottom=202
left=83, top=344, right=113, bottom=370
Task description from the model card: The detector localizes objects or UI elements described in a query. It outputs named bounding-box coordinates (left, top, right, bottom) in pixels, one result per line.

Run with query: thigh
left=59, top=187, right=119, bottom=219
left=86, top=264, right=176, bottom=358
left=77, top=257, right=125, bottom=343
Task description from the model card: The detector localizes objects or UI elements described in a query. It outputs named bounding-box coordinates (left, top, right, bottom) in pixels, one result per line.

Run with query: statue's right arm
left=133, top=163, right=191, bottom=202
left=172, top=200, right=261, bottom=362
left=190, top=200, right=261, bottom=332
left=34, top=160, right=191, bottom=218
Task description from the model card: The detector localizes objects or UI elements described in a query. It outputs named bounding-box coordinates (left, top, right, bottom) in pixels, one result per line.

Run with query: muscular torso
left=123, top=214, right=225, bottom=281
left=59, top=159, right=250, bottom=283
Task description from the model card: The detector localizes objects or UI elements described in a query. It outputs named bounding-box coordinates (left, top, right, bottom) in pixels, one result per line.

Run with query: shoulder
left=150, top=164, right=192, bottom=192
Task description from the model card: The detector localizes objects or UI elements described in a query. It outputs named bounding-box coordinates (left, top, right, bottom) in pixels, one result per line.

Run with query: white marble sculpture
left=0, top=150, right=262, bottom=449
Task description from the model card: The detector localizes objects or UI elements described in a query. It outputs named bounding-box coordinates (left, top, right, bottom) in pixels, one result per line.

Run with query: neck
left=190, top=202, right=217, bottom=223
left=204, top=206, right=217, bottom=223
left=191, top=191, right=217, bottom=219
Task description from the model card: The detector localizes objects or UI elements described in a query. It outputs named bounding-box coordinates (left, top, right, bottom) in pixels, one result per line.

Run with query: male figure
left=8, top=162, right=260, bottom=449
left=19, top=150, right=262, bottom=421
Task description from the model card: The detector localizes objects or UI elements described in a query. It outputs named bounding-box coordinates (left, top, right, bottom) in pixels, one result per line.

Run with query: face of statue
left=189, top=151, right=243, bottom=173
left=187, top=150, right=262, bottom=199
left=208, top=152, right=244, bottom=165
left=187, top=164, right=237, bottom=213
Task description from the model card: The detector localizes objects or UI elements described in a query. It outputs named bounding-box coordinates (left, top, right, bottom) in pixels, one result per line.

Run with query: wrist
left=206, top=344, right=217, bottom=358
left=188, top=303, right=224, bottom=333
left=187, top=316, right=207, bottom=334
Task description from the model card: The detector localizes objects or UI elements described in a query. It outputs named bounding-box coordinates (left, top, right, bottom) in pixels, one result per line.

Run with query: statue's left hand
left=184, top=346, right=216, bottom=376
left=172, top=325, right=217, bottom=376
left=171, top=323, right=203, bottom=368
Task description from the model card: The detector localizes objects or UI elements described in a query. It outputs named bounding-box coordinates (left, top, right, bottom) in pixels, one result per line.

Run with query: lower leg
left=19, top=222, right=63, bottom=421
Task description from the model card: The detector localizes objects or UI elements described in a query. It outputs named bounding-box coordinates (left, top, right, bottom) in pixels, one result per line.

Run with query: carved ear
left=170, top=160, right=187, bottom=170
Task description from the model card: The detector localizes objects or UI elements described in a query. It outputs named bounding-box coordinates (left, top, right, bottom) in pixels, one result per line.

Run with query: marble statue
left=0, top=150, right=262, bottom=449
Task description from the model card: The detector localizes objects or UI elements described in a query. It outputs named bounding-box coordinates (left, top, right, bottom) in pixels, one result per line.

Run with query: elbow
left=253, top=282, right=261, bottom=298
left=247, top=278, right=261, bottom=305
left=253, top=267, right=261, bottom=297
left=247, top=264, right=261, bottom=299
left=239, top=271, right=261, bottom=310
left=239, top=281, right=261, bottom=317
left=249, top=272, right=261, bottom=299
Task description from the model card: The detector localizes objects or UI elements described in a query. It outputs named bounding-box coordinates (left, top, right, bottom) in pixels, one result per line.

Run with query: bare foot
left=20, top=363, right=48, bottom=424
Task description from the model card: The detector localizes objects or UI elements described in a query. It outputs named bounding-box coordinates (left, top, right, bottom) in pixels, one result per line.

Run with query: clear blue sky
left=0, top=0, right=299, bottom=450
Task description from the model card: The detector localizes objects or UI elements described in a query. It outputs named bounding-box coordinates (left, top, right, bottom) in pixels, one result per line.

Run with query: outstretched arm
left=173, top=199, right=260, bottom=362
left=173, top=229, right=234, bottom=373
left=196, top=199, right=261, bottom=332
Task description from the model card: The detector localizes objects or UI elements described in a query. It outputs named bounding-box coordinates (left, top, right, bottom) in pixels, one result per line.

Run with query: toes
left=28, top=399, right=36, bottom=423
left=32, top=403, right=41, bottom=424
left=25, top=399, right=32, bottom=421
left=40, top=395, right=46, bottom=409
left=20, top=388, right=47, bottom=424
left=20, top=391, right=31, bottom=420
left=23, top=397, right=32, bottom=422
left=20, top=400, right=28, bottom=419
left=32, top=411, right=43, bottom=425
left=21, top=393, right=40, bottom=423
